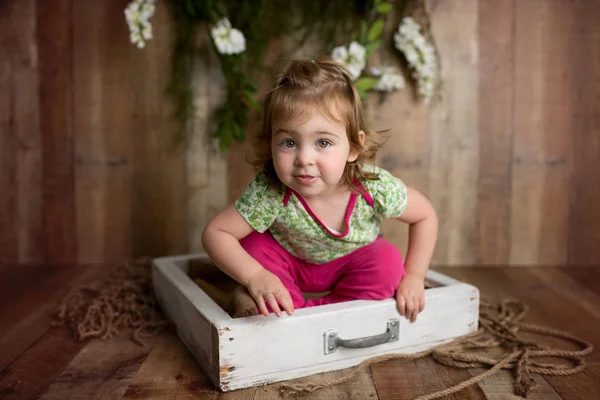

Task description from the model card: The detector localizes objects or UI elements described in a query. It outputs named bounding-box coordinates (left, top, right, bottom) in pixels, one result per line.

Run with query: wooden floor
left=0, top=265, right=598, bottom=400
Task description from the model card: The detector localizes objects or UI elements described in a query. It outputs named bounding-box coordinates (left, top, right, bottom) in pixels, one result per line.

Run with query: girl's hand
left=396, top=274, right=425, bottom=323
left=245, top=268, right=294, bottom=317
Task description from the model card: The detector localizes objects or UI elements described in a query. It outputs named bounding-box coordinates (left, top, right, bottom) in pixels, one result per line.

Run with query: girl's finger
left=397, top=294, right=407, bottom=316
left=410, top=301, right=418, bottom=322
left=277, top=290, right=294, bottom=316
left=265, top=293, right=282, bottom=317
left=405, top=297, right=415, bottom=322
left=255, top=296, right=269, bottom=316
left=419, top=297, right=425, bottom=312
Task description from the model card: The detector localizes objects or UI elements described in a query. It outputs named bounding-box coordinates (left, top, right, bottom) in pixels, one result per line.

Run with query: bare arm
left=395, top=187, right=438, bottom=322
left=201, top=204, right=293, bottom=316
left=201, top=204, right=263, bottom=285
left=396, top=187, right=438, bottom=279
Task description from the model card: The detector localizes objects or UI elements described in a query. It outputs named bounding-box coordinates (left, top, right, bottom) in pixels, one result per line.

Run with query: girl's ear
left=348, top=130, right=365, bottom=162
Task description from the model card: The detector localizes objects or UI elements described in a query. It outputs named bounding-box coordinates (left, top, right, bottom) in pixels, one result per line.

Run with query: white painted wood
left=152, top=256, right=230, bottom=389
left=152, top=255, right=231, bottom=323
left=424, top=269, right=463, bottom=286
left=152, top=253, right=480, bottom=391
left=217, top=284, right=478, bottom=390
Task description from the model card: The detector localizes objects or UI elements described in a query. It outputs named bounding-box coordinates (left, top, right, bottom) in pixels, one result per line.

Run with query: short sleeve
left=365, top=166, right=408, bottom=219
left=234, top=174, right=284, bottom=232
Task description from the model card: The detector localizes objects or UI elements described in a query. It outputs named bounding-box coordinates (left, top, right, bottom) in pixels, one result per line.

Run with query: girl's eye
left=317, top=140, right=331, bottom=148
left=281, top=139, right=295, bottom=148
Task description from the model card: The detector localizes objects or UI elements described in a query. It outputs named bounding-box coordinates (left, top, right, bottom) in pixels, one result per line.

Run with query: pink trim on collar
left=291, top=190, right=357, bottom=238
left=283, top=188, right=292, bottom=207
left=353, top=177, right=374, bottom=207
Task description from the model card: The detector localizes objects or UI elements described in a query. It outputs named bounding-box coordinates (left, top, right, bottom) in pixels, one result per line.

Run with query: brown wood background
left=1, top=0, right=599, bottom=267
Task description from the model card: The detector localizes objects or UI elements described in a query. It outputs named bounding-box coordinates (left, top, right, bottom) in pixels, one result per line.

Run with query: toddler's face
left=271, top=106, right=358, bottom=199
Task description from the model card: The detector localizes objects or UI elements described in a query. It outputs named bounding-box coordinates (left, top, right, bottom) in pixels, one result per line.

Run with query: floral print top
left=234, top=165, right=408, bottom=264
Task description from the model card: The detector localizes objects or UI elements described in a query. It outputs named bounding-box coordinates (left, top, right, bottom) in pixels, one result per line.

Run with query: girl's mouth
left=294, top=175, right=317, bottom=185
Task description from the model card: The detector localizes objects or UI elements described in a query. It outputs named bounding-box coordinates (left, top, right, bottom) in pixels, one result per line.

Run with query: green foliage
left=367, top=20, right=385, bottom=42
left=168, top=0, right=397, bottom=151
left=352, top=1, right=393, bottom=100
left=355, top=76, right=378, bottom=99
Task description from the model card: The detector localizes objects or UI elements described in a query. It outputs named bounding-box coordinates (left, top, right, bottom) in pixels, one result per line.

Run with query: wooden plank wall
left=0, top=0, right=598, bottom=267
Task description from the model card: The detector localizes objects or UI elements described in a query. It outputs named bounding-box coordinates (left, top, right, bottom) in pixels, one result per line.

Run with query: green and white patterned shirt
left=235, top=165, right=408, bottom=264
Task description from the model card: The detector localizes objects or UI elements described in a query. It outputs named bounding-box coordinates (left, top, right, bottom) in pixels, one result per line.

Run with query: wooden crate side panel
left=217, top=285, right=478, bottom=390
left=152, top=263, right=220, bottom=388
left=152, top=256, right=231, bottom=323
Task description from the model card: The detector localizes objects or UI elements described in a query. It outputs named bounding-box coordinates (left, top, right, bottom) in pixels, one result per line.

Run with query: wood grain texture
left=72, top=0, right=133, bottom=263
left=0, top=328, right=87, bottom=400
left=188, top=30, right=228, bottom=253
left=510, top=0, right=574, bottom=265
left=37, top=0, right=76, bottom=265
left=476, top=0, right=514, bottom=265
left=496, top=268, right=600, bottom=398
left=123, top=334, right=256, bottom=400
left=562, top=267, right=600, bottom=296
left=130, top=0, right=188, bottom=258
left=0, top=0, right=43, bottom=265
left=1, top=0, right=599, bottom=266
left=568, top=0, right=600, bottom=266
left=468, top=369, right=563, bottom=400
left=359, top=3, right=427, bottom=256
left=372, top=357, right=486, bottom=400
left=12, top=62, right=43, bottom=264
left=2, top=265, right=600, bottom=398
left=0, top=0, right=36, bottom=66
left=438, top=266, right=600, bottom=398
left=427, top=0, right=480, bottom=266
left=38, top=337, right=155, bottom=400
left=375, top=93, right=429, bottom=258
left=0, top=265, right=98, bottom=384
left=0, top=58, right=16, bottom=264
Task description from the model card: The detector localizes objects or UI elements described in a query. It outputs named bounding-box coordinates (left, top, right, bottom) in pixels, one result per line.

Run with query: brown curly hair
left=251, top=57, right=383, bottom=192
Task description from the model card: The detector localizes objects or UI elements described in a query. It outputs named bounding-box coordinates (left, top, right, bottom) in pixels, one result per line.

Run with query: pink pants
left=240, top=230, right=405, bottom=309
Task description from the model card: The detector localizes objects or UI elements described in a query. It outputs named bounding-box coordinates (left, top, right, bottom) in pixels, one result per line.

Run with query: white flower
left=393, top=17, right=438, bottom=103
left=211, top=18, right=246, bottom=55
left=331, top=41, right=366, bottom=80
left=332, top=46, right=348, bottom=64
left=125, top=0, right=156, bottom=49
left=348, top=41, right=366, bottom=62
left=374, top=67, right=405, bottom=92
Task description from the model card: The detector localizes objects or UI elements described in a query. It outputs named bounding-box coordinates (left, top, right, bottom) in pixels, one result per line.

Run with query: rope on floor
left=53, top=259, right=593, bottom=398
left=279, top=298, right=593, bottom=399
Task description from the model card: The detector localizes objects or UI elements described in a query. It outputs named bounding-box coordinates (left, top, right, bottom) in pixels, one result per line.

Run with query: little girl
left=202, top=57, right=438, bottom=323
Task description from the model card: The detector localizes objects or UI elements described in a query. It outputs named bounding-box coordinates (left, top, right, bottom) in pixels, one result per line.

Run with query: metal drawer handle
left=324, top=319, right=400, bottom=355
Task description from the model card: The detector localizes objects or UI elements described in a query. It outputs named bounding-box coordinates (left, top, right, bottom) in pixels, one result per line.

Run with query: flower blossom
left=371, top=67, right=406, bottom=92
left=393, top=17, right=438, bottom=103
left=210, top=18, right=246, bottom=55
left=125, top=0, right=156, bottom=49
left=331, top=41, right=366, bottom=81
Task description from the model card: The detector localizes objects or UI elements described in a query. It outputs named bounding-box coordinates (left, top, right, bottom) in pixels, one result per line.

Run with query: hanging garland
left=124, top=0, right=440, bottom=151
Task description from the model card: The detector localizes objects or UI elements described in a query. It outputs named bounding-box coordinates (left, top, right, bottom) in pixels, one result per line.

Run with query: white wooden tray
left=152, top=254, right=479, bottom=391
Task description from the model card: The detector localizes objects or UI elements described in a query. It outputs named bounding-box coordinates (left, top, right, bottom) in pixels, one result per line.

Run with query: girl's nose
left=294, top=147, right=315, bottom=166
